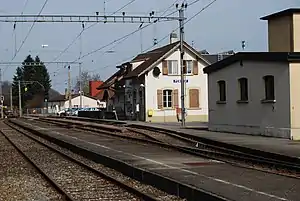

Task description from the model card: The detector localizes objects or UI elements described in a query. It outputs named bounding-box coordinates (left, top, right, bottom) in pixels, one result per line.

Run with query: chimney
left=170, top=32, right=178, bottom=44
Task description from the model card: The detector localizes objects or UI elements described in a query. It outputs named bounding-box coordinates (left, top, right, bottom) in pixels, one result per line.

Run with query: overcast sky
left=0, top=0, right=299, bottom=93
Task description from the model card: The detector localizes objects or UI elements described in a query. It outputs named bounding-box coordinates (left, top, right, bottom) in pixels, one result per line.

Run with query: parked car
left=57, top=108, right=73, bottom=116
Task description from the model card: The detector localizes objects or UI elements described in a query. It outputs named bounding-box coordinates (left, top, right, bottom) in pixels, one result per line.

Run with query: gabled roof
left=261, top=8, right=300, bottom=20
left=201, top=51, right=234, bottom=64
left=48, top=94, right=97, bottom=102
left=124, top=41, right=210, bottom=79
left=97, top=68, right=126, bottom=90
left=203, top=52, right=300, bottom=74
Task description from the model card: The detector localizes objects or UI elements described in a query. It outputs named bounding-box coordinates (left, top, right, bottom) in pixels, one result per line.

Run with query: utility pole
left=68, top=66, right=72, bottom=109
left=79, top=62, right=82, bottom=108
left=0, top=68, right=3, bottom=119
left=18, top=80, right=22, bottom=117
left=178, top=3, right=186, bottom=127
left=10, top=86, right=13, bottom=111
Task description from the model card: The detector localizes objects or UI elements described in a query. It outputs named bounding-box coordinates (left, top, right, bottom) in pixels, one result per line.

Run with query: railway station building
left=98, top=34, right=233, bottom=122
left=204, top=8, right=300, bottom=140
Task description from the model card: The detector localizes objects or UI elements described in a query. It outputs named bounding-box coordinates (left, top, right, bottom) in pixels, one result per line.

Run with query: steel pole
left=0, top=68, right=3, bottom=119
left=10, top=86, right=13, bottom=111
left=68, top=66, right=72, bottom=109
left=179, top=7, right=185, bottom=127
left=18, top=80, right=22, bottom=117
left=79, top=63, right=82, bottom=108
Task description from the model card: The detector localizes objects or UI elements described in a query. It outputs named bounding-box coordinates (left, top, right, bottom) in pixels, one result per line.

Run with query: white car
left=57, top=108, right=72, bottom=116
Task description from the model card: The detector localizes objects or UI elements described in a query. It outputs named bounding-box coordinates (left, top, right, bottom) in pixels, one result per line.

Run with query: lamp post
left=18, top=81, right=45, bottom=117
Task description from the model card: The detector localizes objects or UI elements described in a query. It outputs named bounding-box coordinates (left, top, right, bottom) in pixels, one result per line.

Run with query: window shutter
left=173, top=89, right=179, bottom=108
left=189, top=89, right=200, bottom=108
left=157, top=89, right=163, bottom=109
left=162, top=60, right=168, bottom=75
left=193, top=60, right=198, bottom=75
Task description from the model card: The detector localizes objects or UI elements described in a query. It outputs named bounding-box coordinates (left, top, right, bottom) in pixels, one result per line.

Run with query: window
left=218, top=80, right=226, bottom=102
left=263, top=75, right=275, bottom=100
left=163, top=89, right=173, bottom=108
left=184, top=60, right=193, bottom=75
left=189, top=89, right=199, bottom=108
left=168, top=60, right=178, bottom=75
left=238, top=78, right=248, bottom=101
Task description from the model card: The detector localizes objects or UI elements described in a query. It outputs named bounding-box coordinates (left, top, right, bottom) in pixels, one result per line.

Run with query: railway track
left=2, top=120, right=184, bottom=201
left=33, top=117, right=300, bottom=179
left=0, top=126, right=65, bottom=201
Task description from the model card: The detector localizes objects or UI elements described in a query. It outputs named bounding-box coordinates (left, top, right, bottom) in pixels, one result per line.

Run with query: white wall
left=48, top=101, right=64, bottom=113
left=208, top=61, right=291, bottom=138
left=64, top=96, right=98, bottom=108
left=132, top=61, right=144, bottom=70
left=145, top=48, right=208, bottom=122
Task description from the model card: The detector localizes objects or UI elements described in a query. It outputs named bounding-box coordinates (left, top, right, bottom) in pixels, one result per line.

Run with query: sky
left=0, top=0, right=299, bottom=93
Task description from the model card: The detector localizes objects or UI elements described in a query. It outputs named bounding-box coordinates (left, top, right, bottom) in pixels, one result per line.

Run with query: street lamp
left=18, top=80, right=45, bottom=117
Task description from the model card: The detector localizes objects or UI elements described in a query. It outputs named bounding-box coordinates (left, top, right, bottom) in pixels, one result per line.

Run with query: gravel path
left=3, top=126, right=142, bottom=201
left=0, top=125, right=64, bottom=201
left=13, top=119, right=186, bottom=201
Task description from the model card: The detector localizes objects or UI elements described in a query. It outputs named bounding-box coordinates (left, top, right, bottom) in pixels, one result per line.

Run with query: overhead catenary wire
left=11, top=0, right=49, bottom=61
left=70, top=0, right=184, bottom=64
left=51, top=0, right=137, bottom=62
left=51, top=0, right=207, bottom=86
left=67, top=1, right=183, bottom=71
left=21, top=0, right=30, bottom=15
left=3, top=0, right=49, bottom=74
left=88, top=0, right=217, bottom=74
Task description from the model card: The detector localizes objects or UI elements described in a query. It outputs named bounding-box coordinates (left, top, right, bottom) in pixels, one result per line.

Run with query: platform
left=129, top=121, right=300, bottom=159
left=13, top=118, right=300, bottom=201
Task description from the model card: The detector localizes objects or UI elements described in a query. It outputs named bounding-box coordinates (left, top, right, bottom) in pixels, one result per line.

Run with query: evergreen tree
left=11, top=55, right=52, bottom=108
left=12, top=67, right=24, bottom=107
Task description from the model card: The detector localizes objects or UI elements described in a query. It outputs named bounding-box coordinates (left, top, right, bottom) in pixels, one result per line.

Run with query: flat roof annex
left=203, top=52, right=300, bottom=74
left=261, top=8, right=300, bottom=20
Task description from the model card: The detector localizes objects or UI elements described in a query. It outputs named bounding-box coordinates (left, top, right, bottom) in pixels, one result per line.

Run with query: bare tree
left=74, top=71, right=102, bottom=95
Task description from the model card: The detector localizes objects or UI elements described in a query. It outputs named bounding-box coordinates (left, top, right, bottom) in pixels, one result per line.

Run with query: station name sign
left=173, top=79, right=189, bottom=84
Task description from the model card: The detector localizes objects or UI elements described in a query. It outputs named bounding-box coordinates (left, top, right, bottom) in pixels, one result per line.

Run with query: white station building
left=121, top=35, right=212, bottom=122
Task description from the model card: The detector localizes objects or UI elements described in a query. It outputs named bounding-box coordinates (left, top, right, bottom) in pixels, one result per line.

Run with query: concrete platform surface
left=130, top=121, right=300, bottom=159
left=15, top=119, right=300, bottom=201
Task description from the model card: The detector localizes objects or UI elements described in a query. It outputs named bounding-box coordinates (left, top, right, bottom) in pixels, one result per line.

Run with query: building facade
left=204, top=8, right=300, bottom=140
left=204, top=52, right=300, bottom=140
left=123, top=39, right=210, bottom=122
left=47, top=94, right=101, bottom=113
left=261, top=8, right=300, bottom=52
left=98, top=34, right=233, bottom=122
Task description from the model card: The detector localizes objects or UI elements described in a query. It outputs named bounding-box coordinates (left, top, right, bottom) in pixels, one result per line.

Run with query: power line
left=12, top=0, right=49, bottom=61
left=160, top=0, right=181, bottom=16
left=51, top=0, right=137, bottom=62
left=88, top=0, right=217, bottom=74
left=188, top=0, right=201, bottom=6
left=144, top=0, right=217, bottom=53
left=71, top=0, right=184, bottom=64
left=21, top=0, right=30, bottom=15
left=3, top=0, right=49, bottom=75
left=50, top=1, right=191, bottom=86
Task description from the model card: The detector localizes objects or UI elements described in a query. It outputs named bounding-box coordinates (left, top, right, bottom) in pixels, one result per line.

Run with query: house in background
left=121, top=34, right=211, bottom=122
left=47, top=94, right=100, bottom=113
left=97, top=62, right=132, bottom=115
left=200, top=50, right=235, bottom=63
left=89, top=80, right=103, bottom=97
left=98, top=33, right=233, bottom=122
left=204, top=8, right=300, bottom=140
